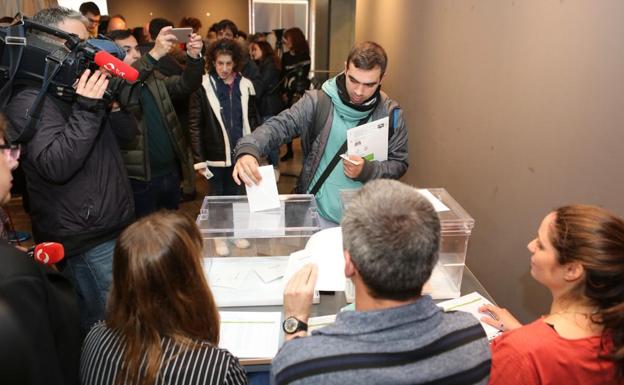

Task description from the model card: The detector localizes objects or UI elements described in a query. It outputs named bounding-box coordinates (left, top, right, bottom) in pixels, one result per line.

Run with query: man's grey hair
left=32, top=7, right=88, bottom=28
left=341, top=179, right=440, bottom=301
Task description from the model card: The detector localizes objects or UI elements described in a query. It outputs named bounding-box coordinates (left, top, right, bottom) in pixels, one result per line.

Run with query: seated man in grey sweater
left=271, top=179, right=491, bottom=385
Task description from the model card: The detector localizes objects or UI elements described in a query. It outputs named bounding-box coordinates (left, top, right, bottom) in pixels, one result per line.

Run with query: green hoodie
left=308, top=76, right=371, bottom=223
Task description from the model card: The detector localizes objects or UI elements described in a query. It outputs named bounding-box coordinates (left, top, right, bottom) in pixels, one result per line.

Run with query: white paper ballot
left=284, top=227, right=346, bottom=291
left=254, top=261, right=287, bottom=283
left=219, top=311, right=281, bottom=358
left=417, top=189, right=450, bottom=212
left=245, top=165, right=280, bottom=212
left=205, top=257, right=289, bottom=307
left=437, top=292, right=502, bottom=341
left=209, top=265, right=249, bottom=289
left=347, top=117, right=389, bottom=161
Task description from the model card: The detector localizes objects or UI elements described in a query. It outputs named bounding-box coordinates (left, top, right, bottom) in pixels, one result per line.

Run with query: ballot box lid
left=340, top=187, right=474, bottom=234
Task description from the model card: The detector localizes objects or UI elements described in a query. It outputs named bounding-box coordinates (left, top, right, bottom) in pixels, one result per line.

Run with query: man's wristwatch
left=282, top=316, right=308, bottom=334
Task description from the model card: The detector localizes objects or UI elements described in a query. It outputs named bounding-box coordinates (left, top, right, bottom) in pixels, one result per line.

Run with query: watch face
left=284, top=317, right=299, bottom=333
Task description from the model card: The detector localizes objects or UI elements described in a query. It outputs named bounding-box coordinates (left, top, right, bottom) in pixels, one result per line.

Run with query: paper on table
left=208, top=265, right=249, bottom=289
left=283, top=227, right=346, bottom=291
left=219, top=311, right=281, bottom=358
left=417, top=189, right=450, bottom=212
left=437, top=291, right=502, bottom=341
left=245, top=165, right=280, bottom=212
left=254, top=260, right=287, bottom=284
left=206, top=257, right=288, bottom=307
left=346, top=116, right=389, bottom=161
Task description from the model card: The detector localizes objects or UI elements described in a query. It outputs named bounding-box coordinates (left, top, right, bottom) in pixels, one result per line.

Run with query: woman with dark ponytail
left=481, top=204, right=624, bottom=384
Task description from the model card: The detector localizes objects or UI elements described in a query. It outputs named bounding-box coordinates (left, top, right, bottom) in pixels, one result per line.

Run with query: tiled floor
left=6, top=139, right=303, bottom=247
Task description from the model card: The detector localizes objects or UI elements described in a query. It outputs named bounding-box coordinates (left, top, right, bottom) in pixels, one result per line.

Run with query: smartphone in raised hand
left=167, top=27, right=192, bottom=43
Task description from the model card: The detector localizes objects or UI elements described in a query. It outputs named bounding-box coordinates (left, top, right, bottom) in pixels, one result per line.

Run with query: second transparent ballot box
left=196, top=194, right=321, bottom=307
left=341, top=187, right=474, bottom=299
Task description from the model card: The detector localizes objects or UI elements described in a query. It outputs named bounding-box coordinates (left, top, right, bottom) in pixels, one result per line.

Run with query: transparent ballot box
left=197, top=194, right=321, bottom=307
left=341, top=187, right=475, bottom=300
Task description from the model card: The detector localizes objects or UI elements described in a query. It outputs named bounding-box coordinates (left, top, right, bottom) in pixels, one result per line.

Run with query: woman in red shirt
left=481, top=204, right=624, bottom=385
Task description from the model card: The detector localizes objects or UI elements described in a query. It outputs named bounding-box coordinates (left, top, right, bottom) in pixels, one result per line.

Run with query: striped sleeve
left=80, top=322, right=124, bottom=385
left=81, top=328, right=250, bottom=385
left=223, top=354, right=248, bottom=385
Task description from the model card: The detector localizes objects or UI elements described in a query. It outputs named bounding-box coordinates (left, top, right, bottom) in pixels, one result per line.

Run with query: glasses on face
left=0, top=142, right=21, bottom=162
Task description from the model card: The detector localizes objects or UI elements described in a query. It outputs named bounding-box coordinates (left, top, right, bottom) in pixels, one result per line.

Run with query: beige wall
left=355, top=0, right=624, bottom=322
left=107, top=0, right=249, bottom=35
left=328, top=0, right=355, bottom=75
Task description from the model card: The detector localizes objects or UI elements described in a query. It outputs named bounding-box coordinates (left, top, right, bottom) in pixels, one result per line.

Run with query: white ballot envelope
left=347, top=116, right=389, bottom=161
left=245, top=165, right=281, bottom=212
left=284, top=227, right=346, bottom=291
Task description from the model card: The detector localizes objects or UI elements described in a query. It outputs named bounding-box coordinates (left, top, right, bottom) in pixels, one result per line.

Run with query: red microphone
left=33, top=242, right=65, bottom=265
left=94, top=51, right=139, bottom=82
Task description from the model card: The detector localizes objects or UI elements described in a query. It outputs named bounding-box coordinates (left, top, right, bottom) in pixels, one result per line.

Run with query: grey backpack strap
left=312, top=90, right=332, bottom=142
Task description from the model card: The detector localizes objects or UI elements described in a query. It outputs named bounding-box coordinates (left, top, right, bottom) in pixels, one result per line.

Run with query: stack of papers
left=437, top=292, right=502, bottom=340
left=219, top=311, right=282, bottom=358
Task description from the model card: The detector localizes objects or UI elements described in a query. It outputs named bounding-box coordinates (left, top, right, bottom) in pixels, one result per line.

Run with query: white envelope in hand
left=245, top=165, right=281, bottom=212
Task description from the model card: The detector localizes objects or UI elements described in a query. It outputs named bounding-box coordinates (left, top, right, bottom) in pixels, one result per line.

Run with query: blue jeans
left=130, top=169, right=181, bottom=218
left=59, top=239, right=115, bottom=334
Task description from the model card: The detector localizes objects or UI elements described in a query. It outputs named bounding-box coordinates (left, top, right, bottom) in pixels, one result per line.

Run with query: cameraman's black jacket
left=5, top=89, right=135, bottom=255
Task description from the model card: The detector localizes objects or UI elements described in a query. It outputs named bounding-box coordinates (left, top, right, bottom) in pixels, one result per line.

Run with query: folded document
left=283, top=227, right=346, bottom=291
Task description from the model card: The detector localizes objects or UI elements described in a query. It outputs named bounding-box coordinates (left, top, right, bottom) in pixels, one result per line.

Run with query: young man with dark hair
left=109, top=25, right=204, bottom=217
left=272, top=180, right=491, bottom=385
left=78, top=1, right=100, bottom=38
left=233, top=41, right=409, bottom=226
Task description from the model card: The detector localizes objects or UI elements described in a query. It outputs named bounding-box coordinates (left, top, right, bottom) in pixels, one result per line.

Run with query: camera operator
left=4, top=7, right=135, bottom=335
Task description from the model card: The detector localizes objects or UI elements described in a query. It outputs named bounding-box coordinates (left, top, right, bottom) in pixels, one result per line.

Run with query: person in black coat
left=0, top=113, right=81, bottom=385
left=280, top=27, right=311, bottom=161
left=250, top=40, right=284, bottom=172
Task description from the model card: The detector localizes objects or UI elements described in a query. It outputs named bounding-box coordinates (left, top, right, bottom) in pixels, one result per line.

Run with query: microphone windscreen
left=94, top=51, right=139, bottom=82
left=34, top=242, right=65, bottom=265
